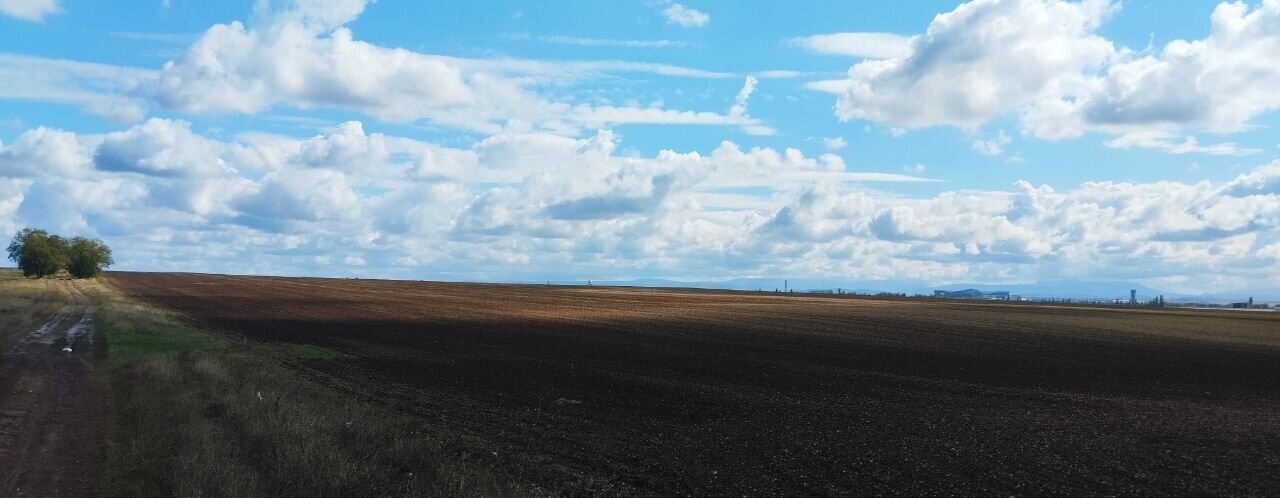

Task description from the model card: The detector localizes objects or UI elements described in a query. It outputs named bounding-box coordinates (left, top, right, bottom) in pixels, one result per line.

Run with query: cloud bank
left=2, top=118, right=1277, bottom=292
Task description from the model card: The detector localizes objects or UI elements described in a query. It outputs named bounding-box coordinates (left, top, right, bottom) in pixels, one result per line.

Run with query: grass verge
left=90, top=279, right=528, bottom=497
left=0, top=269, right=67, bottom=351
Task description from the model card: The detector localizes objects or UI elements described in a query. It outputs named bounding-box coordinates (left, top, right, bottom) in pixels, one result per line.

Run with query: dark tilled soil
left=110, top=272, right=1280, bottom=496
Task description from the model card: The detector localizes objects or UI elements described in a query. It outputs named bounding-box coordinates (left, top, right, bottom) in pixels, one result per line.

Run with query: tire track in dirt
left=0, top=280, right=106, bottom=498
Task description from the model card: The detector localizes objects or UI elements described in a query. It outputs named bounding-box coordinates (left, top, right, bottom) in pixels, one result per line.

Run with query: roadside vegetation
left=0, top=270, right=68, bottom=351
left=7, top=227, right=113, bottom=278
left=87, top=278, right=528, bottom=497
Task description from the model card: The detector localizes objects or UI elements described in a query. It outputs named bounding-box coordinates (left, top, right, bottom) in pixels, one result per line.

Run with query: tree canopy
left=7, top=228, right=112, bottom=279
left=67, top=236, right=114, bottom=278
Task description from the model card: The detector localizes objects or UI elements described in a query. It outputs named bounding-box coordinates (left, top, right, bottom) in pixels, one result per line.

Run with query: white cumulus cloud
left=1030, top=0, right=1280, bottom=138
left=94, top=118, right=231, bottom=177
left=815, top=0, right=1280, bottom=154
left=789, top=33, right=912, bottom=59
left=834, top=0, right=1117, bottom=130
left=147, top=0, right=757, bottom=134
left=0, top=0, right=60, bottom=21
left=662, top=3, right=709, bottom=27
left=972, top=131, right=1011, bottom=156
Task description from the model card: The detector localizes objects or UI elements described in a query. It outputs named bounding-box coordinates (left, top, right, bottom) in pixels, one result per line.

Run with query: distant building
left=933, top=289, right=1010, bottom=301
left=1231, top=298, right=1256, bottom=309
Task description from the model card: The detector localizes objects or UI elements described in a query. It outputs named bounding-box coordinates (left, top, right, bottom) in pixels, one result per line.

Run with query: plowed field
left=109, top=272, right=1280, bottom=496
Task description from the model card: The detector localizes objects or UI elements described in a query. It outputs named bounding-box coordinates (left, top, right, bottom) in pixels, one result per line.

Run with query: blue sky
left=1, top=0, right=1279, bottom=297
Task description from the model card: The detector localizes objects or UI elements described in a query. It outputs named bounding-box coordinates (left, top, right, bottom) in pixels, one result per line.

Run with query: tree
left=7, top=229, right=112, bottom=279
left=7, top=228, right=70, bottom=278
left=66, top=236, right=114, bottom=278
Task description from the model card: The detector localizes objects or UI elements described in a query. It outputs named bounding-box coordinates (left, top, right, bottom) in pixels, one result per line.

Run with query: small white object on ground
left=61, top=346, right=72, bottom=353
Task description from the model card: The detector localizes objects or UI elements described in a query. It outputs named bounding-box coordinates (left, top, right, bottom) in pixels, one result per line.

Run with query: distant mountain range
left=544, top=277, right=1279, bottom=304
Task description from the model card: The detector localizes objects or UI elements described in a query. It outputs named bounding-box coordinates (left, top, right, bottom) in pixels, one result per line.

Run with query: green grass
left=93, top=287, right=225, bottom=365
left=102, top=320, right=225, bottom=363
left=89, top=279, right=530, bottom=498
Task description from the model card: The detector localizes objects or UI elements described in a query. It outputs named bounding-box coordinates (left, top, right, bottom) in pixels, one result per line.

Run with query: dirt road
left=0, top=280, right=106, bottom=497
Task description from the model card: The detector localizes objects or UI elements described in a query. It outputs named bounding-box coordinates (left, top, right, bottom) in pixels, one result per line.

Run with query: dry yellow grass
left=0, top=269, right=68, bottom=351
